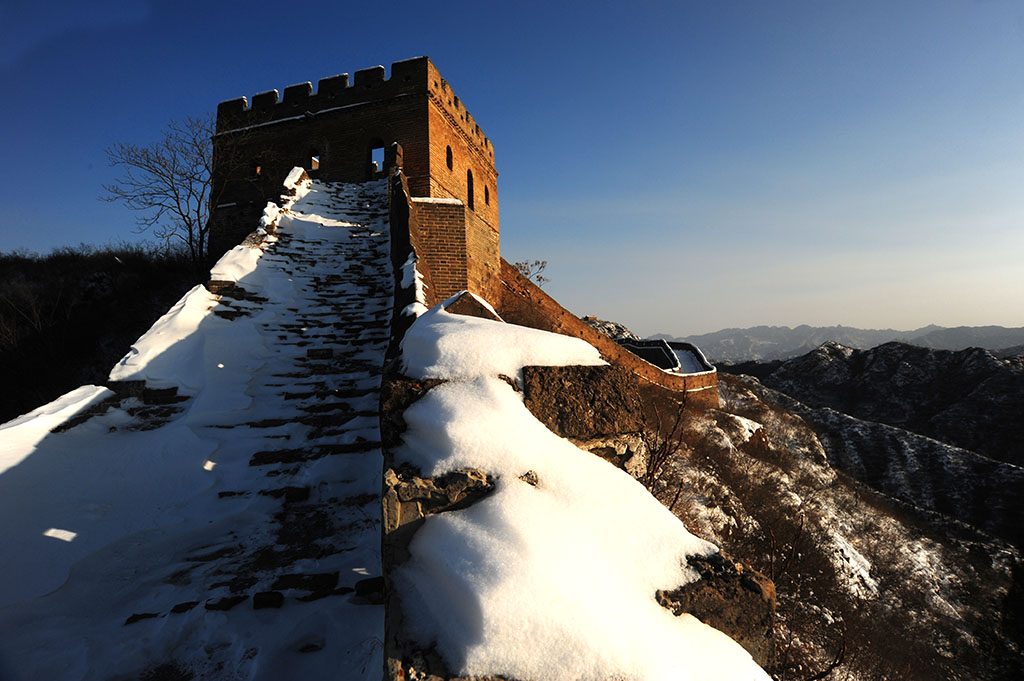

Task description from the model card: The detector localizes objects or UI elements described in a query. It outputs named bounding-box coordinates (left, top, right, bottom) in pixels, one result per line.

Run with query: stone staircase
left=104, top=179, right=395, bottom=677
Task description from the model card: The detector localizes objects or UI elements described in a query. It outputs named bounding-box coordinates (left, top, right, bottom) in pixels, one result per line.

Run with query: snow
left=213, top=240, right=267, bottom=279
left=107, top=284, right=220, bottom=391
left=674, top=347, right=712, bottom=374
left=259, top=200, right=282, bottom=229
left=830, top=532, right=880, bottom=600
left=0, top=385, right=111, bottom=475
left=410, top=196, right=463, bottom=205
left=0, top=178, right=391, bottom=680
left=401, top=297, right=605, bottom=381
left=208, top=168, right=311, bottom=281
left=283, top=166, right=310, bottom=192
left=395, top=308, right=771, bottom=680
left=400, top=251, right=427, bottom=308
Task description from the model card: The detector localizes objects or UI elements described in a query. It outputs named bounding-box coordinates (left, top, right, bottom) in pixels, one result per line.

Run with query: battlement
left=215, top=57, right=493, bottom=162
left=424, top=62, right=495, bottom=162
left=210, top=56, right=501, bottom=303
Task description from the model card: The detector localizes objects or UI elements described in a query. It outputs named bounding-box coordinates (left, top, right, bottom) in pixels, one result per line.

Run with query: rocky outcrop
left=382, top=467, right=495, bottom=561
left=521, top=364, right=648, bottom=477
left=658, top=552, right=776, bottom=668
left=518, top=362, right=776, bottom=667
left=581, top=315, right=641, bottom=341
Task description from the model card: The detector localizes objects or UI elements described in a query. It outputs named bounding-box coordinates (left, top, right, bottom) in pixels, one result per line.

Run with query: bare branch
left=514, top=259, right=549, bottom=287
left=102, top=114, right=215, bottom=266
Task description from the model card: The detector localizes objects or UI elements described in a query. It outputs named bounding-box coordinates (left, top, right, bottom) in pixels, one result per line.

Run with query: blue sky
left=1, top=0, right=1022, bottom=336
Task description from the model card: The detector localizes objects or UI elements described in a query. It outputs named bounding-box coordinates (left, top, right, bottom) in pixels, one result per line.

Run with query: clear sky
left=1, top=0, right=1022, bottom=336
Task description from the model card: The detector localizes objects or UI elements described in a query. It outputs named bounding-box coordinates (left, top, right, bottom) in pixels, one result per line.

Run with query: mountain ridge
left=719, top=340, right=1024, bottom=471
left=652, top=324, right=1024, bottom=362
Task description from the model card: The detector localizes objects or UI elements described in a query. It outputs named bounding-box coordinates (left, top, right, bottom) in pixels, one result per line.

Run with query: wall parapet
left=495, top=260, right=719, bottom=408
left=215, top=57, right=494, bottom=162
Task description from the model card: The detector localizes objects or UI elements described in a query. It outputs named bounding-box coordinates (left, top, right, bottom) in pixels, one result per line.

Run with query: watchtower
left=209, top=56, right=500, bottom=302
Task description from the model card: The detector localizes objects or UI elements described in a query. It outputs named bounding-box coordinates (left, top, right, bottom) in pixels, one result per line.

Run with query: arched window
left=466, top=169, right=474, bottom=210
left=484, top=185, right=490, bottom=206
left=446, top=145, right=453, bottom=170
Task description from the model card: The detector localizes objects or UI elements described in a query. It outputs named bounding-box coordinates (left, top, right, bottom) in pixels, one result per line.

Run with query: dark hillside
left=650, top=374, right=1022, bottom=681
left=0, top=245, right=200, bottom=424
left=722, top=341, right=1024, bottom=468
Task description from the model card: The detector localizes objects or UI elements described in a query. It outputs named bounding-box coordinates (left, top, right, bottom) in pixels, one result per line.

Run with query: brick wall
left=209, top=57, right=500, bottom=266
left=464, top=210, right=501, bottom=304
left=409, top=199, right=468, bottom=304
left=496, top=260, right=719, bottom=409
left=423, top=60, right=499, bottom=237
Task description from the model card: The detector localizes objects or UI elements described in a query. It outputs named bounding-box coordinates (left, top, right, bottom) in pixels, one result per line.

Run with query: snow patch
left=411, top=196, right=463, bottom=206
left=401, top=251, right=427, bottom=308
left=396, top=306, right=770, bottom=680
left=210, top=242, right=265, bottom=281
left=830, top=532, right=879, bottom=599
left=0, top=385, right=112, bottom=475
left=108, top=284, right=220, bottom=391
left=401, top=298, right=605, bottom=381
left=283, top=166, right=311, bottom=193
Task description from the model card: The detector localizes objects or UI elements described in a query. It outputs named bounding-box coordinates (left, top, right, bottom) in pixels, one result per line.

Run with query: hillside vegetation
left=0, top=244, right=200, bottom=424
left=652, top=374, right=1022, bottom=681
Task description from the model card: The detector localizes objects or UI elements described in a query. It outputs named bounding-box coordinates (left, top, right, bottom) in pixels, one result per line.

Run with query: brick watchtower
left=209, top=56, right=499, bottom=303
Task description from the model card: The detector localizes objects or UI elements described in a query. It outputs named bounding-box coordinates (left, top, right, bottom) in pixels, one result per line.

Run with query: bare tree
left=103, top=115, right=214, bottom=266
left=513, top=259, right=549, bottom=287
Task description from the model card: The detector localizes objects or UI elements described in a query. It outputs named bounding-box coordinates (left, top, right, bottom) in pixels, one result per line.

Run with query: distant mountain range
left=718, top=340, right=1024, bottom=544
left=652, top=324, right=1024, bottom=362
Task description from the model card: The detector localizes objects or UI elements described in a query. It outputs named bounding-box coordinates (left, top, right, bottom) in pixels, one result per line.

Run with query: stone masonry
left=210, top=57, right=499, bottom=305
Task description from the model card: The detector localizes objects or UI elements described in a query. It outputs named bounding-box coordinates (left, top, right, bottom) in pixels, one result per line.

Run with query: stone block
left=522, top=365, right=644, bottom=441
left=656, top=552, right=775, bottom=668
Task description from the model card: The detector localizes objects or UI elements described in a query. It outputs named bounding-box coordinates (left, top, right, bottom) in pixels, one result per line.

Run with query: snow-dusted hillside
left=757, top=341, right=1024, bottom=468
left=653, top=374, right=1022, bottom=680
left=0, top=175, right=392, bottom=680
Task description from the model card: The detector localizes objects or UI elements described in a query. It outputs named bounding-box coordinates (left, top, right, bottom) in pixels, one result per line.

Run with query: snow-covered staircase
left=0, top=178, right=392, bottom=680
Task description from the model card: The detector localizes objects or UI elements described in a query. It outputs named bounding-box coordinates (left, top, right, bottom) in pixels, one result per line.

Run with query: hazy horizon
left=2, top=1, right=1021, bottom=338
left=649, top=321, right=1024, bottom=340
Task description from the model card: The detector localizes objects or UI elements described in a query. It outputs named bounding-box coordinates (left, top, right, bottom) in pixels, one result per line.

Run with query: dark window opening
left=484, top=185, right=490, bottom=205
left=446, top=146, right=453, bottom=170
left=467, top=169, right=475, bottom=210
left=367, top=139, right=386, bottom=179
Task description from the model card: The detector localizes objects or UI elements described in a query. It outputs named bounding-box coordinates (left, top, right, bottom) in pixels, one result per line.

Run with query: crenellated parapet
left=216, top=60, right=424, bottom=133
left=215, top=57, right=494, bottom=164
left=209, top=56, right=501, bottom=302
